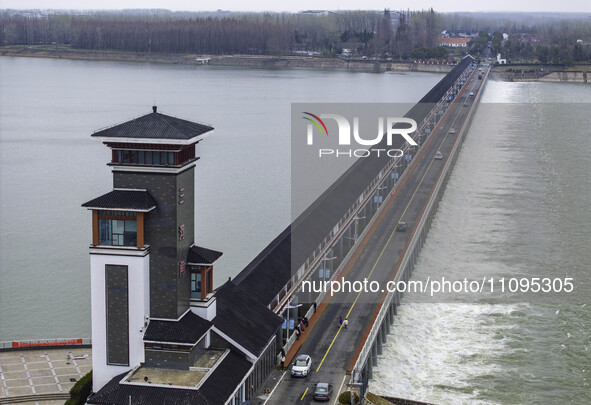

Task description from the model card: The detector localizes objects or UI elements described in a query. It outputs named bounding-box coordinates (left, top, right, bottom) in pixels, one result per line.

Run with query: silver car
left=291, top=354, right=312, bottom=377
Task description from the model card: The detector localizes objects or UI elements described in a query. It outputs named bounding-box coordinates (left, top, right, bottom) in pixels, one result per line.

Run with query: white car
left=469, top=92, right=474, bottom=96
left=434, top=151, right=443, bottom=160
left=291, top=354, right=312, bottom=377
left=449, top=128, right=456, bottom=134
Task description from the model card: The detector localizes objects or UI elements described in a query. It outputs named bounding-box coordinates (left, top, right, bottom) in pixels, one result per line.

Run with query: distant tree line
left=0, top=13, right=295, bottom=54
left=0, top=10, right=448, bottom=59
left=1, top=10, right=589, bottom=63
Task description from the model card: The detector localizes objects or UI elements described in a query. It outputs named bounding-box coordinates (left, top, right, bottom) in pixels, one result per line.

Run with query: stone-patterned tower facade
left=82, top=106, right=215, bottom=390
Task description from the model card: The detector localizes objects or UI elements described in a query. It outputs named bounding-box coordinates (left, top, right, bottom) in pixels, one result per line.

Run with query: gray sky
left=0, top=0, right=589, bottom=13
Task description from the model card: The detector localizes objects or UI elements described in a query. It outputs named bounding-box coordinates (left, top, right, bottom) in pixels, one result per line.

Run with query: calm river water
left=0, top=56, right=439, bottom=340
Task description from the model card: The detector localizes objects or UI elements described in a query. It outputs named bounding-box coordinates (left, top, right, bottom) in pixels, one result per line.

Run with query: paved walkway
left=0, top=347, right=92, bottom=404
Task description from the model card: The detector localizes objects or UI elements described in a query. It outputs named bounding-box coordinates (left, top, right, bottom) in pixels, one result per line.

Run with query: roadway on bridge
left=266, top=63, right=489, bottom=404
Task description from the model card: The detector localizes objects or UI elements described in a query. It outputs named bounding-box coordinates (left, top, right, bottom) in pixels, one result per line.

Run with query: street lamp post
left=321, top=253, right=337, bottom=283
left=285, top=302, right=302, bottom=342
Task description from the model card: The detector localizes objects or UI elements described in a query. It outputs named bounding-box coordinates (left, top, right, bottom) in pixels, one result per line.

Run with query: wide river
left=0, top=56, right=440, bottom=340
left=1, top=57, right=589, bottom=404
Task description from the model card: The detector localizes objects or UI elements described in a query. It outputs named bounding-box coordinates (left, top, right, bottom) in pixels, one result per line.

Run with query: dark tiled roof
left=87, top=372, right=212, bottom=405
left=199, top=351, right=252, bottom=404
left=213, top=281, right=283, bottom=356
left=232, top=227, right=291, bottom=307
left=188, top=245, right=223, bottom=265
left=291, top=56, right=475, bottom=269
left=82, top=190, right=156, bottom=211
left=92, top=109, right=213, bottom=141
left=87, top=351, right=252, bottom=405
left=144, top=311, right=212, bottom=344
left=232, top=57, right=476, bottom=308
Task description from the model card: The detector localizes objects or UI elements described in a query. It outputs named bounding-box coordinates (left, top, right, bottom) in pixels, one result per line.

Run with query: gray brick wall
left=144, top=349, right=190, bottom=370
left=105, top=264, right=129, bottom=366
left=113, top=167, right=195, bottom=319
left=144, top=340, right=206, bottom=370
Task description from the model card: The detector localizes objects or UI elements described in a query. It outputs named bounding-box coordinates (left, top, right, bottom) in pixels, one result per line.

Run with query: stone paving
left=0, top=347, right=92, bottom=404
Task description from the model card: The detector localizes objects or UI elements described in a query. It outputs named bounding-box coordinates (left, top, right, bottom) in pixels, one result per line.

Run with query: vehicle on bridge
left=291, top=354, right=312, bottom=377
left=435, top=151, right=443, bottom=160
left=449, top=128, right=456, bottom=134
left=396, top=222, right=407, bottom=232
left=469, top=91, right=475, bottom=96
left=312, top=382, right=333, bottom=401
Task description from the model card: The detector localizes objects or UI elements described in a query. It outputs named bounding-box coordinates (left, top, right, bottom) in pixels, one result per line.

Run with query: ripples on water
left=369, top=81, right=591, bottom=404
left=0, top=57, right=441, bottom=341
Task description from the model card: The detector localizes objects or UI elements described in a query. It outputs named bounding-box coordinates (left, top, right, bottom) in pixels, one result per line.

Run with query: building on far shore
left=437, top=37, right=471, bottom=48
left=82, top=107, right=282, bottom=404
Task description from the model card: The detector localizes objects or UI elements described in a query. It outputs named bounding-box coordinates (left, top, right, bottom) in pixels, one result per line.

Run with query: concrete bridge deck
left=263, top=62, right=489, bottom=404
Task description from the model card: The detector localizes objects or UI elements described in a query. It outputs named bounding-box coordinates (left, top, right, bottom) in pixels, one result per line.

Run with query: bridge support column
left=371, top=342, right=378, bottom=366
left=377, top=332, right=383, bottom=355
left=388, top=305, right=394, bottom=325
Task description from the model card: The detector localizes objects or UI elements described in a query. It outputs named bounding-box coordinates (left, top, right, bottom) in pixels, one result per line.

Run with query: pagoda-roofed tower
left=82, top=106, right=222, bottom=391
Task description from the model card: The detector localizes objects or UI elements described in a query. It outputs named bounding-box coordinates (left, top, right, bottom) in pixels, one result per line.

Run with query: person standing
left=339, top=316, right=343, bottom=327
left=343, top=318, right=348, bottom=330
left=280, top=355, right=286, bottom=370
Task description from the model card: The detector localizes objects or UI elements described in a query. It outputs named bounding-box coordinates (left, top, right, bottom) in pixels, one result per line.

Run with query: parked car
left=313, top=382, right=333, bottom=401
left=435, top=151, right=443, bottom=160
left=396, top=222, right=407, bottom=232
left=291, top=354, right=312, bottom=377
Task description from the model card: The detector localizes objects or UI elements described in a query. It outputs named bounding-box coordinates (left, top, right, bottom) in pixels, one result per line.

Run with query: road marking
left=262, top=370, right=287, bottom=404
left=332, top=375, right=348, bottom=405
left=301, top=387, right=309, bottom=400
left=315, top=71, right=484, bottom=372
left=317, top=149, right=436, bottom=372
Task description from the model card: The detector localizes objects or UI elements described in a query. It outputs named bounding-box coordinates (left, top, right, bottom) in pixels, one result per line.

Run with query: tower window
left=98, top=211, right=137, bottom=247
left=191, top=272, right=202, bottom=299
left=110, top=144, right=196, bottom=167
left=114, top=150, right=177, bottom=166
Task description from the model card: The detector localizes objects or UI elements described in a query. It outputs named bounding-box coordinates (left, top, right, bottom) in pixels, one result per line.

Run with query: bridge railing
left=0, top=338, right=92, bottom=351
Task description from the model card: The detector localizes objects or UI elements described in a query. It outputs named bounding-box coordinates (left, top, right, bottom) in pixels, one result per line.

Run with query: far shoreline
left=1, top=46, right=589, bottom=83
left=0, top=45, right=455, bottom=74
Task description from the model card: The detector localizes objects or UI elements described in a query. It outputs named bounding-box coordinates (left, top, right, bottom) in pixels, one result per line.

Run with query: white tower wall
left=89, top=249, right=150, bottom=392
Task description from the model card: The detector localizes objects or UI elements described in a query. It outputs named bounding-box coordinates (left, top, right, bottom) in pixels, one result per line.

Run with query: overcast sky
left=0, top=0, right=589, bottom=13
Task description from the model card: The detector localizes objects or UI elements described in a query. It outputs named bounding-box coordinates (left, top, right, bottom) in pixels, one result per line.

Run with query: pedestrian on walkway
left=313, top=302, right=317, bottom=313
left=280, top=355, right=286, bottom=370
left=303, top=316, right=309, bottom=327
left=299, top=319, right=305, bottom=332
left=343, top=318, right=348, bottom=330
left=339, top=316, right=343, bottom=327
left=295, top=328, right=301, bottom=340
